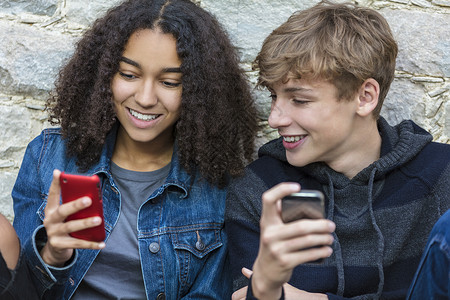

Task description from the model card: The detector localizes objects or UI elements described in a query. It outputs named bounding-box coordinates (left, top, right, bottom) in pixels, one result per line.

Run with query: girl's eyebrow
left=162, top=67, right=182, bottom=73
left=120, top=56, right=140, bottom=68
left=120, top=56, right=182, bottom=73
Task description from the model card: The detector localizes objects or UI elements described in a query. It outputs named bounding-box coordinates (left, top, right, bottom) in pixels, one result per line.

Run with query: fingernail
left=92, top=217, right=102, bottom=224
left=289, top=183, right=301, bottom=189
left=82, top=197, right=91, bottom=206
left=328, top=221, right=336, bottom=231
left=328, top=247, right=333, bottom=257
left=98, top=242, right=106, bottom=249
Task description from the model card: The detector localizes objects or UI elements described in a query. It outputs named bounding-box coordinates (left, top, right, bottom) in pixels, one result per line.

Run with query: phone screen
left=281, top=190, right=325, bottom=223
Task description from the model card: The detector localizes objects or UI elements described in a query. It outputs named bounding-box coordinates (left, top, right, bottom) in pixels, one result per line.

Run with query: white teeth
left=129, top=109, right=158, bottom=121
left=283, top=136, right=304, bottom=143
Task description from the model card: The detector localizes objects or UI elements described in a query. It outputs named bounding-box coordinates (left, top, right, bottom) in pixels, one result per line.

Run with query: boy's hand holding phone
left=40, top=170, right=105, bottom=267
left=250, top=183, right=335, bottom=299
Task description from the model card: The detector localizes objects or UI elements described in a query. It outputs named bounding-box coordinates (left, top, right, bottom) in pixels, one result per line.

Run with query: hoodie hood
left=258, top=117, right=432, bottom=185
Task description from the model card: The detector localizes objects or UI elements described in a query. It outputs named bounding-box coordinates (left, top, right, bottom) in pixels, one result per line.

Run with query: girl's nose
left=135, top=80, right=157, bottom=107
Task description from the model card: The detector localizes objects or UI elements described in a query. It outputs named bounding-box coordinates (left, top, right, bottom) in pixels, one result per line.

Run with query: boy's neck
left=328, top=119, right=381, bottom=179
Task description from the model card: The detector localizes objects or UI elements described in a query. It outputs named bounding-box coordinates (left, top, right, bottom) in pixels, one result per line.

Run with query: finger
left=47, top=216, right=102, bottom=236
left=232, top=286, right=248, bottom=300
left=282, top=233, right=334, bottom=253
left=44, top=196, right=93, bottom=227
left=57, top=196, right=93, bottom=220
left=267, top=219, right=335, bottom=241
left=47, top=234, right=106, bottom=251
left=241, top=267, right=253, bottom=279
left=261, top=183, right=300, bottom=225
left=260, top=230, right=333, bottom=267
left=283, top=245, right=333, bottom=267
left=46, top=169, right=62, bottom=211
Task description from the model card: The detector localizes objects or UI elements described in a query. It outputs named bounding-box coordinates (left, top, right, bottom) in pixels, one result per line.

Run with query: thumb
left=241, top=267, right=253, bottom=279
left=46, top=169, right=62, bottom=212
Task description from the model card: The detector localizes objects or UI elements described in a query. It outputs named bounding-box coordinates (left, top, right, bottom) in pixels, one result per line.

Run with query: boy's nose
left=268, top=101, right=291, bottom=128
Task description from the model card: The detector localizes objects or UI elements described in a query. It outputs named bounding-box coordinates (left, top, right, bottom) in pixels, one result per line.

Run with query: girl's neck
left=111, top=127, right=174, bottom=172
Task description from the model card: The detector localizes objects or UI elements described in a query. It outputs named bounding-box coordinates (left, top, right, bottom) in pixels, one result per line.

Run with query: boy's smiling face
left=268, top=77, right=362, bottom=170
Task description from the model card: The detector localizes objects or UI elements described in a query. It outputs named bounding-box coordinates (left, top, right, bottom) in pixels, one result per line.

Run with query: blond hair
left=254, top=0, right=398, bottom=118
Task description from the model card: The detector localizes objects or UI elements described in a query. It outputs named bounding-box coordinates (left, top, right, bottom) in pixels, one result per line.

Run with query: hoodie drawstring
left=367, top=167, right=385, bottom=299
left=326, top=174, right=345, bottom=296
left=326, top=168, right=386, bottom=298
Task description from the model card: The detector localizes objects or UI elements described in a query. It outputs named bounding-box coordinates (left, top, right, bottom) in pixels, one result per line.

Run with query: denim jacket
left=12, top=126, right=231, bottom=299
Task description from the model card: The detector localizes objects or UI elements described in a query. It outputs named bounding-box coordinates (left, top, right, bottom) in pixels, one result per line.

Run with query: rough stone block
left=201, top=0, right=315, bottom=63
left=0, top=20, right=77, bottom=98
left=381, top=9, right=450, bottom=77
left=0, top=171, right=18, bottom=220
left=0, top=0, right=58, bottom=17
left=64, top=0, right=123, bottom=27
left=381, top=78, right=427, bottom=126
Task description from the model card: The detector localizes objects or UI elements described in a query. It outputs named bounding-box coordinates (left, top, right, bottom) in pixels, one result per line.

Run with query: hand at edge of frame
left=233, top=267, right=328, bottom=300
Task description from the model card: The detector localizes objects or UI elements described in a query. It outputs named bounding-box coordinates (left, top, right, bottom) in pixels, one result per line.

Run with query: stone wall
left=0, top=0, right=449, bottom=220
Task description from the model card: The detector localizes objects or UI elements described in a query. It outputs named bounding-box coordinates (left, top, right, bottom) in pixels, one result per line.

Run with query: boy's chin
left=286, top=153, right=310, bottom=167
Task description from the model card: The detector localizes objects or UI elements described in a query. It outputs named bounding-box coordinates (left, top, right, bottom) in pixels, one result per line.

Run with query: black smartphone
left=281, top=190, right=326, bottom=263
left=60, top=172, right=105, bottom=242
left=281, top=190, right=325, bottom=223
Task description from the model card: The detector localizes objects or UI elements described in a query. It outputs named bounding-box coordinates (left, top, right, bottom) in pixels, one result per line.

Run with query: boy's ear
left=356, top=78, right=379, bottom=117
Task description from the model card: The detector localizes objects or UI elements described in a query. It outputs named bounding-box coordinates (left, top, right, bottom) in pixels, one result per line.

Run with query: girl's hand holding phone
left=250, top=183, right=335, bottom=299
left=40, top=170, right=105, bottom=267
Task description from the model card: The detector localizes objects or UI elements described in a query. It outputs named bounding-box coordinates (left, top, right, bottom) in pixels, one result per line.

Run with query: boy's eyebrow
left=283, top=87, right=313, bottom=93
left=120, top=56, right=182, bottom=73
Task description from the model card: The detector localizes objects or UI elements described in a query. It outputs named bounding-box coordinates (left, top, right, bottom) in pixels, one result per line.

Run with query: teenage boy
left=225, top=1, right=450, bottom=299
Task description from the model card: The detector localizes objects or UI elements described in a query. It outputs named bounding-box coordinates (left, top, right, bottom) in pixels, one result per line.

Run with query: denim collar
left=86, top=123, right=190, bottom=199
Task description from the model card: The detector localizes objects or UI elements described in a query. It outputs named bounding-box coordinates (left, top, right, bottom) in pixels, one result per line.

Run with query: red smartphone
left=59, top=172, right=105, bottom=242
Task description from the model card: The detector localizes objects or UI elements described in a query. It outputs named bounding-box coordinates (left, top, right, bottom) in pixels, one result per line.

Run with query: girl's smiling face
left=111, top=28, right=182, bottom=147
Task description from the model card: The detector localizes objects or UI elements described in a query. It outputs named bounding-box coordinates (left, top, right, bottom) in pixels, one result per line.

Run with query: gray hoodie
left=226, top=117, right=450, bottom=299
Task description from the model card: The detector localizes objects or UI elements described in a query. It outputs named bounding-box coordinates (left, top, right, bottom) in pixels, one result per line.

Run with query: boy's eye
left=119, top=72, right=136, bottom=80
left=269, top=94, right=277, bottom=101
left=293, top=99, right=309, bottom=105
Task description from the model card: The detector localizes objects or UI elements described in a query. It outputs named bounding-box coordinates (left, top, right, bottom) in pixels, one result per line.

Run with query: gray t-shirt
left=72, top=162, right=170, bottom=300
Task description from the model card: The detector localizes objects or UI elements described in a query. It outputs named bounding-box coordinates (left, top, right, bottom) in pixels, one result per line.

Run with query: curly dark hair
left=47, top=0, right=258, bottom=187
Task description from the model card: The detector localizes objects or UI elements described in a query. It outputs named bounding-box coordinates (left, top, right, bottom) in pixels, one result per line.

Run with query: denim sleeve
left=23, top=225, right=78, bottom=298
left=12, top=134, right=46, bottom=243
left=11, top=133, right=76, bottom=298
left=406, top=209, right=450, bottom=300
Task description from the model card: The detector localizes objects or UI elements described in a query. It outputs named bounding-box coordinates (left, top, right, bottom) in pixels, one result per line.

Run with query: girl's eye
left=269, top=94, right=277, bottom=101
left=162, top=81, right=181, bottom=88
left=119, top=72, right=136, bottom=80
